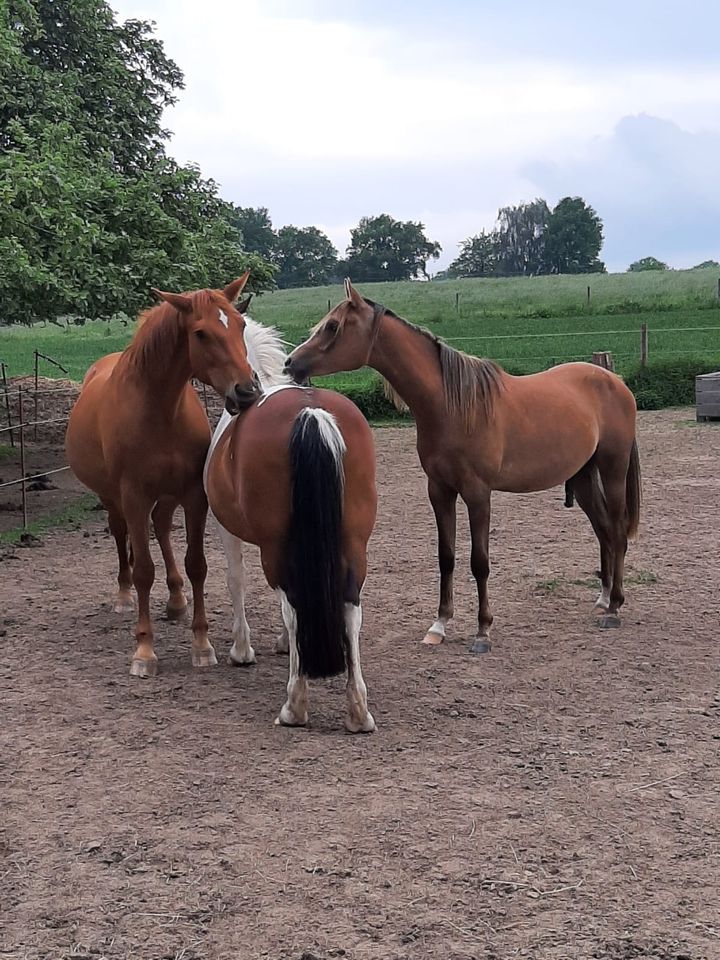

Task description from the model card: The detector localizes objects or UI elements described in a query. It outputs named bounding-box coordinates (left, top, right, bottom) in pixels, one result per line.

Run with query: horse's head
left=285, top=279, right=381, bottom=382
left=152, top=273, right=261, bottom=414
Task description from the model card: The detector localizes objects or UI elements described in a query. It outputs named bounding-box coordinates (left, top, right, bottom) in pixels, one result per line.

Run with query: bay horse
left=285, top=280, right=641, bottom=654
left=205, top=384, right=377, bottom=731
left=65, top=275, right=261, bottom=677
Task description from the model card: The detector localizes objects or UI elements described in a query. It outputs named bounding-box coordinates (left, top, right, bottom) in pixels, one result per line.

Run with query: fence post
left=591, top=351, right=615, bottom=372
left=19, top=386, right=27, bottom=529
left=587, top=286, right=591, bottom=306
left=717, top=277, right=720, bottom=303
left=328, top=298, right=331, bottom=311
left=455, top=292, right=460, bottom=313
left=640, top=323, right=648, bottom=367
left=34, top=349, right=39, bottom=441
left=1, top=361, right=13, bottom=447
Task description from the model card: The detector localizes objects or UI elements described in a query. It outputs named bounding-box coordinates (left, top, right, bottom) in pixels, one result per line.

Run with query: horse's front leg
left=182, top=487, right=217, bottom=668
left=215, top=521, right=256, bottom=666
left=466, top=486, right=493, bottom=654
left=123, top=492, right=157, bottom=677
left=422, top=478, right=458, bottom=645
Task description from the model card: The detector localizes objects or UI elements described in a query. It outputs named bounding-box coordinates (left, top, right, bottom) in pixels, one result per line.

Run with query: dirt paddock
left=1, top=409, right=718, bottom=960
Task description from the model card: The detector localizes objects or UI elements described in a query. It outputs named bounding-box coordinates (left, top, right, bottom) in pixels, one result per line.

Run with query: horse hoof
left=228, top=644, right=256, bottom=666
left=598, top=613, right=621, bottom=629
left=113, top=597, right=135, bottom=614
left=274, top=704, right=307, bottom=727
left=422, top=631, right=444, bottom=646
left=130, top=657, right=157, bottom=678
left=192, top=648, right=218, bottom=668
left=166, top=602, right=188, bottom=622
left=469, top=638, right=492, bottom=654
left=345, top=711, right=376, bottom=734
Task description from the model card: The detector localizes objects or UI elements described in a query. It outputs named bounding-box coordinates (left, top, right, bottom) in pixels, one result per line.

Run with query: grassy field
left=2, top=269, right=720, bottom=396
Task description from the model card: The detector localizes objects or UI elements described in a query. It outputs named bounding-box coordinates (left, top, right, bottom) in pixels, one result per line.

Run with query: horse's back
left=208, top=386, right=376, bottom=545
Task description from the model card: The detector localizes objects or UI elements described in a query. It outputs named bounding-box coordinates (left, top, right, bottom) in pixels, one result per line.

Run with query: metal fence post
left=1, top=361, right=13, bottom=447
left=19, top=386, right=27, bottom=529
left=640, top=323, right=648, bottom=367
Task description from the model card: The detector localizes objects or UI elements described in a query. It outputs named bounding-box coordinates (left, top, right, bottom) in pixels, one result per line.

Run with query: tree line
left=1, top=0, right=714, bottom=328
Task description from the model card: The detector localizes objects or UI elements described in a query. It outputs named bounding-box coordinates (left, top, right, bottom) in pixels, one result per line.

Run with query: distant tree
left=274, top=226, right=339, bottom=288
left=0, top=0, right=275, bottom=325
left=494, top=199, right=550, bottom=276
left=446, top=232, right=501, bottom=278
left=691, top=260, right=720, bottom=269
left=346, top=214, right=441, bottom=282
left=627, top=257, right=669, bottom=272
left=544, top=197, right=605, bottom=274
left=228, top=206, right=276, bottom=259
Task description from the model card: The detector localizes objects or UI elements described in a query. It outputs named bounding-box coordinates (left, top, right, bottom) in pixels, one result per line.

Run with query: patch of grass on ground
left=0, top=493, right=100, bottom=546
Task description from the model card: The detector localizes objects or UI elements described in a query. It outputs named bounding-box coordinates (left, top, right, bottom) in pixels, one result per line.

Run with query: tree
left=446, top=232, right=501, bottom=278
left=544, top=197, right=605, bottom=274
left=345, top=214, right=441, bottom=282
left=627, top=257, right=669, bottom=272
left=274, top=226, right=339, bottom=289
left=493, top=199, right=550, bottom=276
left=228, top=206, right=276, bottom=260
left=691, top=260, right=720, bottom=269
left=0, top=0, right=275, bottom=326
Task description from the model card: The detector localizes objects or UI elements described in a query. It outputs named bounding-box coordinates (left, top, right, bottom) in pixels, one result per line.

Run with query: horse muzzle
left=225, top=381, right=261, bottom=415
left=284, top=356, right=310, bottom=385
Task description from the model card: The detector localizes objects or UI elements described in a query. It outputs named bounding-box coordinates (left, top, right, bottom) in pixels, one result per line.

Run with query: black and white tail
left=286, top=408, right=347, bottom=678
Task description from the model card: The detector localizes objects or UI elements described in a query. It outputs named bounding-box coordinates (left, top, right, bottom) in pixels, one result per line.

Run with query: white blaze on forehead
left=218, top=309, right=229, bottom=329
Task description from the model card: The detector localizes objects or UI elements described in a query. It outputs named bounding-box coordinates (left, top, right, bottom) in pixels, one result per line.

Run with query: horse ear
left=151, top=289, right=192, bottom=313
left=345, top=278, right=364, bottom=309
left=237, top=294, right=253, bottom=315
left=223, top=270, right=251, bottom=303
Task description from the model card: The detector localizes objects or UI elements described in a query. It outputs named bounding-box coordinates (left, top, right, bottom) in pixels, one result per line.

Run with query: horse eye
left=195, top=330, right=207, bottom=341
left=326, top=320, right=339, bottom=334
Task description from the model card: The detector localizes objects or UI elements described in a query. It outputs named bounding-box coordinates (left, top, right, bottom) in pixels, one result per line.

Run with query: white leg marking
left=275, top=590, right=308, bottom=727
left=217, top=523, right=255, bottom=665
left=422, top=617, right=447, bottom=645
left=344, top=603, right=375, bottom=733
left=596, top=586, right=611, bottom=610
left=275, top=622, right=290, bottom=655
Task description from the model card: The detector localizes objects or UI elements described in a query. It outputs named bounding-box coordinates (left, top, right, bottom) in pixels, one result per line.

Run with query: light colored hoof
left=274, top=703, right=307, bottom=727
left=228, top=643, right=256, bottom=666
left=422, top=630, right=444, bottom=646
left=192, top=647, right=218, bottom=668
left=113, top=596, right=135, bottom=614
left=130, top=657, right=157, bottom=678
left=598, top=613, right=621, bottom=629
left=345, top=710, right=376, bottom=734
left=274, top=632, right=289, bottom=655
left=166, top=601, right=188, bottom=621
left=469, top=637, right=492, bottom=654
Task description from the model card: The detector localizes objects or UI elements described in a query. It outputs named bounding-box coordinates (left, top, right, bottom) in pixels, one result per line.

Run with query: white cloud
left=112, top=0, right=720, bottom=270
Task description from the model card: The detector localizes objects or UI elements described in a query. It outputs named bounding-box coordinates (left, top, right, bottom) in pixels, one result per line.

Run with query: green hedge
left=624, top=358, right=720, bottom=410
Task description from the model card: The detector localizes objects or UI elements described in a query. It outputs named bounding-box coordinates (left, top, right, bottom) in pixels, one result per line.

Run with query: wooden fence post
left=587, top=286, right=591, bottom=306
left=1, top=361, right=13, bottom=447
left=19, top=387, right=27, bottom=529
left=640, top=323, right=648, bottom=367
left=455, top=292, right=460, bottom=313
left=591, top=351, right=614, bottom=372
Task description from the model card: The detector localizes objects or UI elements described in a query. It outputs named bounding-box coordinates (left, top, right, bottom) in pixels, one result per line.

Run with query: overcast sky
left=112, top=0, right=720, bottom=272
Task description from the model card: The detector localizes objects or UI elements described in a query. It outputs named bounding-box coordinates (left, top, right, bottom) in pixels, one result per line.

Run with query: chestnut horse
left=205, top=385, right=377, bottom=731
left=286, top=280, right=641, bottom=654
left=66, top=275, right=260, bottom=677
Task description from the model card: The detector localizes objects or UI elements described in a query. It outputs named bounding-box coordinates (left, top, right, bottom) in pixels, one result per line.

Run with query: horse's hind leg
left=466, top=487, right=493, bottom=654
left=106, top=501, right=134, bottom=614
left=182, top=487, right=217, bottom=669
left=596, top=462, right=630, bottom=624
left=275, top=591, right=308, bottom=727
left=569, top=468, right=614, bottom=613
left=216, top=522, right=255, bottom=666
left=343, top=602, right=375, bottom=733
left=152, top=498, right=187, bottom=620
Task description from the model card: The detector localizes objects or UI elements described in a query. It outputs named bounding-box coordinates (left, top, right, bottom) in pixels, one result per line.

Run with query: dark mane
left=364, top=298, right=503, bottom=429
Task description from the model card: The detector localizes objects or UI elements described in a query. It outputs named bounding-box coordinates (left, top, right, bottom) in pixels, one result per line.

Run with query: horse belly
left=495, top=428, right=597, bottom=493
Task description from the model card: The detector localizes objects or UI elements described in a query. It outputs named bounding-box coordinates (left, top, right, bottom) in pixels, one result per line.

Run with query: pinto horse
left=65, top=275, right=260, bottom=677
left=205, top=385, right=377, bottom=731
left=286, top=280, right=641, bottom=654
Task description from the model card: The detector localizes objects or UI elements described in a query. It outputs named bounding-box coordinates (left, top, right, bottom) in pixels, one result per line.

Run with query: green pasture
left=2, top=269, right=720, bottom=400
